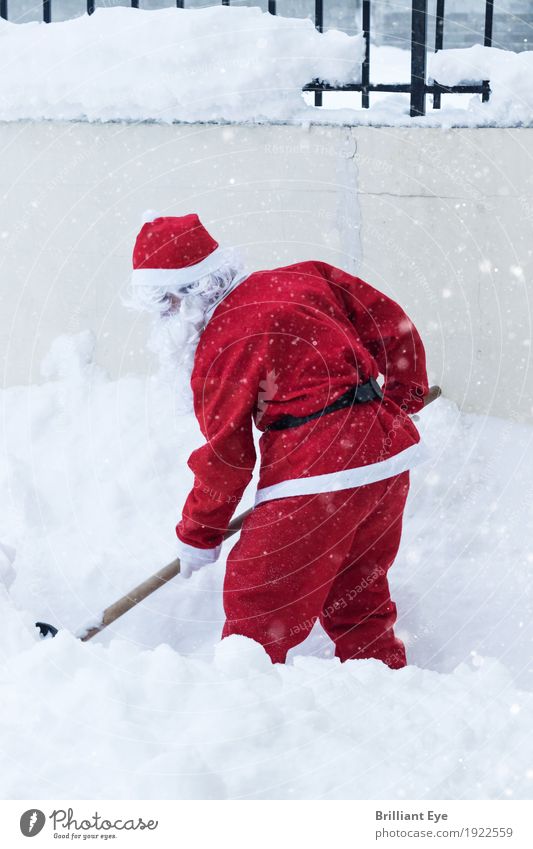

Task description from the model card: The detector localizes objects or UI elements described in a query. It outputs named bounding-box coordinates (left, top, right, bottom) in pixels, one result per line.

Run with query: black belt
left=264, top=377, right=384, bottom=432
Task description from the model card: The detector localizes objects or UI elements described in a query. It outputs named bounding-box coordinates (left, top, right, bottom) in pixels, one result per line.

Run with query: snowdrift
left=3, top=631, right=531, bottom=799
left=429, top=45, right=533, bottom=127
left=1, top=331, right=532, bottom=799
left=0, top=6, right=363, bottom=123
left=1, top=9, right=532, bottom=126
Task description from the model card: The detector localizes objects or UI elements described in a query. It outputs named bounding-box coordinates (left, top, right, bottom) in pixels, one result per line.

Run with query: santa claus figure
left=130, top=213, right=430, bottom=669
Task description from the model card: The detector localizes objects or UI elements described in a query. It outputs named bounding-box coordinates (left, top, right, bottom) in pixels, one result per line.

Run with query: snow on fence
left=0, top=0, right=497, bottom=116
left=1, top=120, right=532, bottom=424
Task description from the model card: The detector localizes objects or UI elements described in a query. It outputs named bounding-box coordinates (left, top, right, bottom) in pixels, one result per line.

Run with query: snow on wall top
left=429, top=45, right=533, bottom=128
left=0, top=7, right=529, bottom=127
left=0, top=6, right=363, bottom=124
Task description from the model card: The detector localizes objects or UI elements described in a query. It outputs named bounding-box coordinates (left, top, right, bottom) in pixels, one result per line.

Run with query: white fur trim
left=204, top=272, right=249, bottom=322
left=176, top=537, right=222, bottom=564
left=254, top=440, right=431, bottom=506
left=140, top=209, right=161, bottom=225
left=132, top=247, right=225, bottom=290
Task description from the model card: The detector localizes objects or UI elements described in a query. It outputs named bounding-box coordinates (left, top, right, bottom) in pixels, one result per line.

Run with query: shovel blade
left=35, top=621, right=58, bottom=639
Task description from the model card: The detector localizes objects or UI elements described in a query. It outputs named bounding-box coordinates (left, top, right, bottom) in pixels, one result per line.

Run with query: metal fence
left=303, top=0, right=495, bottom=115
left=0, top=0, right=495, bottom=117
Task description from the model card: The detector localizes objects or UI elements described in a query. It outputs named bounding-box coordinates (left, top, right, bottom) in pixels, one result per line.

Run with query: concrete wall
left=0, top=121, right=359, bottom=388
left=355, top=127, right=533, bottom=424
left=0, top=121, right=531, bottom=423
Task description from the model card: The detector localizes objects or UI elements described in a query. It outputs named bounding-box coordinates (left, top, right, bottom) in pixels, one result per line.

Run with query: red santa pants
left=222, top=471, right=410, bottom=668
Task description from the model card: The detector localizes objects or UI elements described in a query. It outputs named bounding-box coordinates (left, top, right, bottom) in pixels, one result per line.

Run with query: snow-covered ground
left=1, top=6, right=533, bottom=126
left=1, top=331, right=532, bottom=799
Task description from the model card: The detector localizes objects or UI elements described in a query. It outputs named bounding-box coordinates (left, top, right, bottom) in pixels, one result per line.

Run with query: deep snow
left=0, top=330, right=532, bottom=799
left=0, top=6, right=363, bottom=123
left=1, top=7, right=532, bottom=127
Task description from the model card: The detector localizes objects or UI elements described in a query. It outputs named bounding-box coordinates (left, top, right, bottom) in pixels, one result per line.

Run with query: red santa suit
left=132, top=215, right=429, bottom=668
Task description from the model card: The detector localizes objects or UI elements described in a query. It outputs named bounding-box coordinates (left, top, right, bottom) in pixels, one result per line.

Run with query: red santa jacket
left=175, top=260, right=429, bottom=563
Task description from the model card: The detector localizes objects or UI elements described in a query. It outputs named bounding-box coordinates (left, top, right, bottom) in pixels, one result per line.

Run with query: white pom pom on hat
left=140, top=209, right=162, bottom=225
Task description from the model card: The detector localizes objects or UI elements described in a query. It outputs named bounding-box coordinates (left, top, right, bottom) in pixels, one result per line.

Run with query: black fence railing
left=0, top=0, right=495, bottom=118
left=302, top=0, right=494, bottom=116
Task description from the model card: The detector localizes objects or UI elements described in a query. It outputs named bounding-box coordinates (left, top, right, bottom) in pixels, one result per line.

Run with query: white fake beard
left=138, top=256, right=247, bottom=412
left=147, top=296, right=205, bottom=411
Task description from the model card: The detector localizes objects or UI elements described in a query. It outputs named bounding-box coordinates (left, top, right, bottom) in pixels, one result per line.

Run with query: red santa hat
left=131, top=213, right=224, bottom=291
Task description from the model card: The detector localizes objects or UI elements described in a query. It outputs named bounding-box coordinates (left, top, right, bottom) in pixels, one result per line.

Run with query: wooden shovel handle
left=80, top=560, right=182, bottom=641
left=80, top=385, right=442, bottom=641
left=80, top=512, right=253, bottom=641
left=424, top=385, right=442, bottom=406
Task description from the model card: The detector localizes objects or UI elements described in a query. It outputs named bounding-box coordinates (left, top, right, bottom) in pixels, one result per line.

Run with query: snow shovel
left=35, top=510, right=248, bottom=643
left=35, top=385, right=441, bottom=643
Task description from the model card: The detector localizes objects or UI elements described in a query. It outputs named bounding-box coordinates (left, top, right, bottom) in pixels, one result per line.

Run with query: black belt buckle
left=351, top=376, right=383, bottom=404
left=368, top=375, right=384, bottom=401
left=264, top=378, right=383, bottom=432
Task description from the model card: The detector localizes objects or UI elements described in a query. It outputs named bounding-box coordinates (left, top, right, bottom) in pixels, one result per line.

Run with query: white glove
left=176, top=539, right=222, bottom=580
left=179, top=558, right=210, bottom=580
